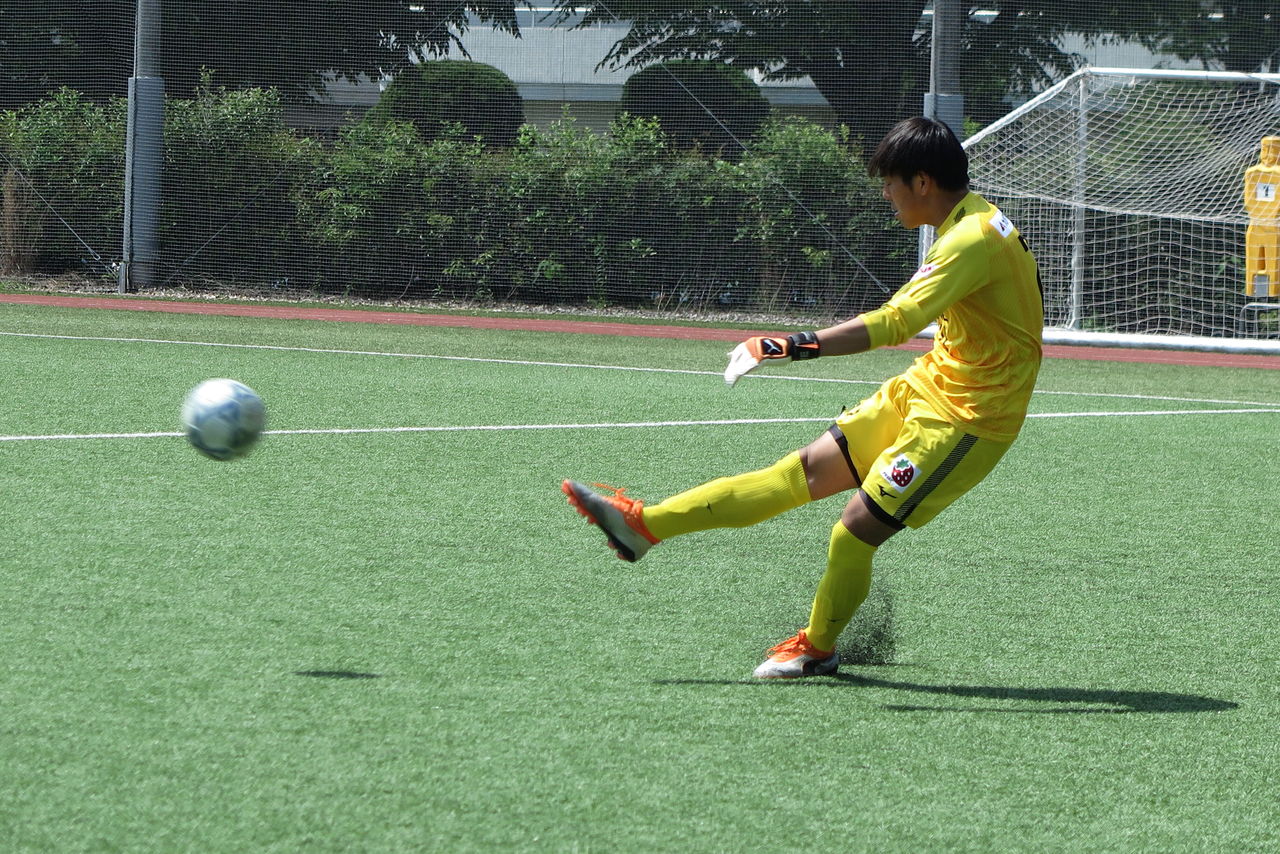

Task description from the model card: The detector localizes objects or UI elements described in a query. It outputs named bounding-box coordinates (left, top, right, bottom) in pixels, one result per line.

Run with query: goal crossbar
left=965, top=67, right=1280, bottom=150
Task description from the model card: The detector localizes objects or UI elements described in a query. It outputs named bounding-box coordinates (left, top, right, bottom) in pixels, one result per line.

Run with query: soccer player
left=562, top=116, right=1043, bottom=678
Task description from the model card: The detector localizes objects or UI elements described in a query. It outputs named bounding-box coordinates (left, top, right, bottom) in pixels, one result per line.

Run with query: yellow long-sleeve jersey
left=859, top=192, right=1043, bottom=442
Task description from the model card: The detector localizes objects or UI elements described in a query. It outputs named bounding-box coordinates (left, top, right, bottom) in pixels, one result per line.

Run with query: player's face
left=881, top=174, right=929, bottom=229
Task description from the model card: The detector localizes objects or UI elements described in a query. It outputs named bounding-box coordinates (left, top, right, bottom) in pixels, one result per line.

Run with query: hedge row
left=0, top=86, right=914, bottom=314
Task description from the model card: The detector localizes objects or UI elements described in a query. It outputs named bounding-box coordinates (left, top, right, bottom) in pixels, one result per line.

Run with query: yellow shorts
left=831, top=375, right=1012, bottom=530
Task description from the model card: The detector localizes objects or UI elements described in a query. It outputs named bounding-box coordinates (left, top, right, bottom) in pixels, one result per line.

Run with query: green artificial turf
left=1, top=303, right=1278, bottom=852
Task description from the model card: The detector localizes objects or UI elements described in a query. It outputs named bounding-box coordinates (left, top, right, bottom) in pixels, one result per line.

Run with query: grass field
left=2, top=302, right=1278, bottom=852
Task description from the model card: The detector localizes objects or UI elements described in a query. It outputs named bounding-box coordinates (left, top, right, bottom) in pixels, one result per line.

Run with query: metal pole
left=920, top=1, right=966, bottom=264
left=924, top=0, right=965, bottom=138
left=120, top=0, right=163, bottom=293
left=1068, top=77, right=1088, bottom=329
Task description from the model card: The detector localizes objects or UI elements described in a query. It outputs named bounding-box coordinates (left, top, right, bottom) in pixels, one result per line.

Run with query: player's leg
left=562, top=448, right=818, bottom=563
left=562, top=376, right=907, bottom=562
left=641, top=449, right=813, bottom=539
left=637, top=409, right=893, bottom=535
left=561, top=395, right=895, bottom=564
left=781, top=386, right=907, bottom=648
left=750, top=385, right=908, bottom=677
left=752, top=443, right=899, bottom=678
left=832, top=432, right=1011, bottom=649
left=799, top=496, right=898, bottom=651
left=756, top=382, right=1012, bottom=678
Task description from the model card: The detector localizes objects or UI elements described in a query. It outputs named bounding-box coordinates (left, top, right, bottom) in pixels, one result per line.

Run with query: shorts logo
left=881, top=455, right=921, bottom=494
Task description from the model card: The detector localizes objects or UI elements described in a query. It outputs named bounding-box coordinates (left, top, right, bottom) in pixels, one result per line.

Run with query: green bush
left=591, top=113, right=753, bottom=308
left=0, top=88, right=125, bottom=276
left=739, top=118, right=913, bottom=314
left=502, top=113, right=658, bottom=305
left=367, top=61, right=523, bottom=147
left=303, top=111, right=910, bottom=310
left=493, top=117, right=599, bottom=302
left=302, top=118, right=509, bottom=299
left=620, top=61, right=770, bottom=159
left=299, top=119, right=430, bottom=295
left=2, top=85, right=913, bottom=313
left=499, top=112, right=751, bottom=307
left=163, top=78, right=316, bottom=290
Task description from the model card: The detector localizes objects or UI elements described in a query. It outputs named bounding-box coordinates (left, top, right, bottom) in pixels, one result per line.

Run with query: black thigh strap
left=827, top=424, right=862, bottom=487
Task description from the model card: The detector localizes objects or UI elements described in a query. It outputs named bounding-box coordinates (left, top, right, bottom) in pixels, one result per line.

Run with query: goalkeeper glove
left=723, top=331, right=820, bottom=386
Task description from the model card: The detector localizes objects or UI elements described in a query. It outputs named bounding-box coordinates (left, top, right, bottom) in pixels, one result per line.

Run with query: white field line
left=2, top=329, right=1278, bottom=408
left=1, top=409, right=1277, bottom=443
left=1026, top=408, right=1280, bottom=418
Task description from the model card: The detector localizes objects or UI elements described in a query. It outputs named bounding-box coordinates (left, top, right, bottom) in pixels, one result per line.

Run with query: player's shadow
left=654, top=672, right=1236, bottom=714
left=830, top=672, right=1236, bottom=714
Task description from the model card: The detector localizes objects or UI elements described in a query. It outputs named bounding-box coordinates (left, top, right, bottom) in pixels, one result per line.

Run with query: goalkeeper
left=563, top=117, right=1043, bottom=678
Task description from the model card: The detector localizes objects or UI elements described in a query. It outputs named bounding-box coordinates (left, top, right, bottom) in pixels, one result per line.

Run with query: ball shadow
left=294, top=670, right=382, bottom=680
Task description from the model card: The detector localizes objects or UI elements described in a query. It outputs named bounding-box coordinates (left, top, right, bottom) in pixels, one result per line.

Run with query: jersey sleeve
left=859, top=229, right=987, bottom=349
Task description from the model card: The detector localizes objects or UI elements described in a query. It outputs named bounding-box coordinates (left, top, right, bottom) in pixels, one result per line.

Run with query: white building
left=288, top=7, right=1216, bottom=135
left=293, top=9, right=833, bottom=134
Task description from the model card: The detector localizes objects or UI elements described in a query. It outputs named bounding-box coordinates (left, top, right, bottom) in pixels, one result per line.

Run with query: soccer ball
left=181, top=378, right=266, bottom=461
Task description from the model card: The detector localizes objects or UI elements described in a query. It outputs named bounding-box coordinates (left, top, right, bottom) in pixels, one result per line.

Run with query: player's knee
left=841, top=492, right=901, bottom=547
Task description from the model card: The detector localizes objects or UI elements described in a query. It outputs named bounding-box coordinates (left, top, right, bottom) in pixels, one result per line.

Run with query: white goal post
left=960, top=67, right=1280, bottom=354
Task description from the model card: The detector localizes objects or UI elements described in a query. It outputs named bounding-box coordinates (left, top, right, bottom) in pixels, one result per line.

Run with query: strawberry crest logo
left=881, top=455, right=921, bottom=494
left=888, top=457, right=915, bottom=487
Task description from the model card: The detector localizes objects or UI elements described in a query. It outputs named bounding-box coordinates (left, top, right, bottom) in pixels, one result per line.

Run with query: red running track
left=3, top=293, right=1279, bottom=370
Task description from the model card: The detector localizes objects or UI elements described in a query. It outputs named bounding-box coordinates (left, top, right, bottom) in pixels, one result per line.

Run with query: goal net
left=963, top=67, right=1280, bottom=343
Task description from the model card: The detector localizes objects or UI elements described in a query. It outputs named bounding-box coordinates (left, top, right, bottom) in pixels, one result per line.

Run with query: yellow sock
left=804, top=521, right=876, bottom=652
left=642, top=451, right=810, bottom=541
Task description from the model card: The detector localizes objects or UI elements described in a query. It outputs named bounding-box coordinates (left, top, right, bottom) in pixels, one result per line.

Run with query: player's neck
left=923, top=188, right=971, bottom=228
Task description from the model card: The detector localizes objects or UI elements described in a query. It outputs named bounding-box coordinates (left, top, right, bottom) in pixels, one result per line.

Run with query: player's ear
left=911, top=171, right=933, bottom=195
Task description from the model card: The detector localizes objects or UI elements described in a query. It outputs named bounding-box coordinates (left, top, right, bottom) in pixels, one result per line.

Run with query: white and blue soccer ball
left=181, top=378, right=266, bottom=461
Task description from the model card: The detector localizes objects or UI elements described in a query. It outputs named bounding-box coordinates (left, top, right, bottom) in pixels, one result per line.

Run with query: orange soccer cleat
left=561, top=480, right=661, bottom=563
left=752, top=631, right=839, bottom=679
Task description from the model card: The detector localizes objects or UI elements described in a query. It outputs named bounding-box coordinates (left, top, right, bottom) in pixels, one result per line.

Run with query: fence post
left=920, top=0, right=966, bottom=265
left=120, top=0, right=163, bottom=293
left=924, top=0, right=965, bottom=138
left=1068, top=77, right=1088, bottom=329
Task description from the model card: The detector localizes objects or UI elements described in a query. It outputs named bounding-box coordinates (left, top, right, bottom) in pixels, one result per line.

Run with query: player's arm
left=811, top=316, right=872, bottom=357
left=857, top=240, right=984, bottom=348
left=724, top=244, right=980, bottom=385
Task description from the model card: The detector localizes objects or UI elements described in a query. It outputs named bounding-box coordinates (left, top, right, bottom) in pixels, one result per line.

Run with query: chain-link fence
left=3, top=2, right=1278, bottom=327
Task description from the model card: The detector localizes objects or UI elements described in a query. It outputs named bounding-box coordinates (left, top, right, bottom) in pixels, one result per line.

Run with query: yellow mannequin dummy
left=1244, top=136, right=1280, bottom=297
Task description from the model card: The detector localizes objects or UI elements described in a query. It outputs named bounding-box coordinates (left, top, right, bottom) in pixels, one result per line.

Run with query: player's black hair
left=867, top=117, right=969, bottom=192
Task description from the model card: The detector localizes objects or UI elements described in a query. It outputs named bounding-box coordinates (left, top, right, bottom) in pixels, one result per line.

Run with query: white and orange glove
left=724, top=331, right=821, bottom=386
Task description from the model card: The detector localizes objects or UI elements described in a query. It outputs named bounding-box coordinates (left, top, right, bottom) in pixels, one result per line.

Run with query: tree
left=0, top=1, right=523, bottom=109
left=0, top=4, right=134, bottom=108
left=551, top=1, right=929, bottom=147
left=548, top=2, right=1265, bottom=145
left=1149, top=0, right=1280, bottom=73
